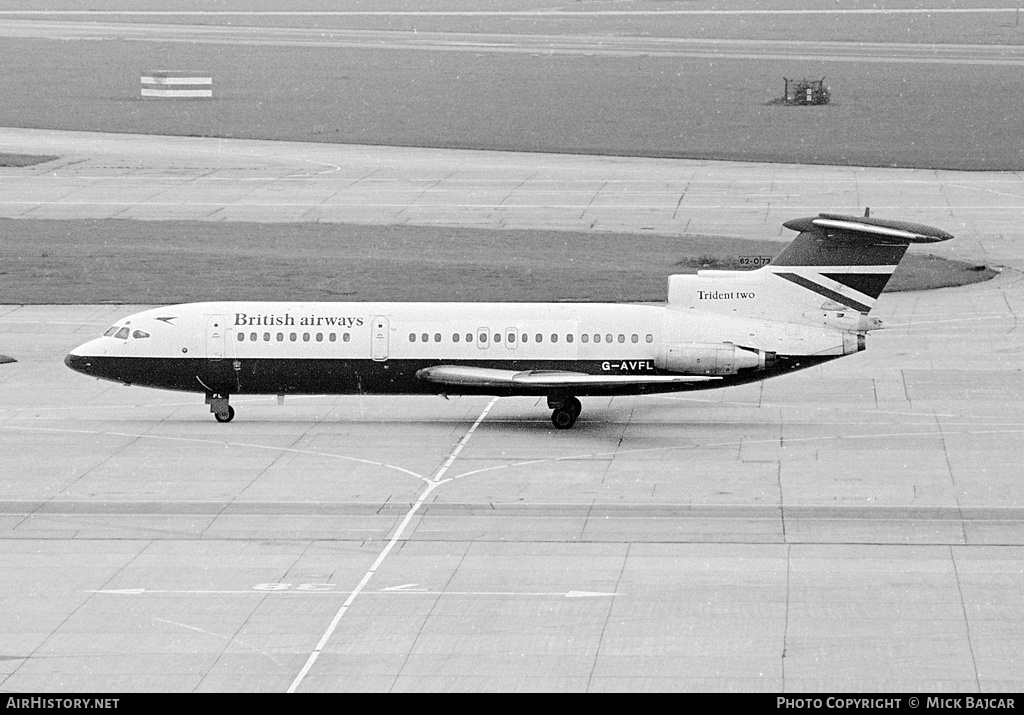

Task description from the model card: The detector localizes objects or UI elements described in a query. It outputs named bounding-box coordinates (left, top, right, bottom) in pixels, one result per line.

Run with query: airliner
left=65, top=213, right=952, bottom=429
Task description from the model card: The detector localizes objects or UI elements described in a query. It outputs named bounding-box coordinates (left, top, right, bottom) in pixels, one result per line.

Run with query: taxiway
left=1, top=129, right=1022, bottom=691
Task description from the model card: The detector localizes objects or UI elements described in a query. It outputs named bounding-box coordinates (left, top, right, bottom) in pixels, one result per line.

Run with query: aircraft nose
left=64, top=352, right=92, bottom=374
left=64, top=338, right=106, bottom=375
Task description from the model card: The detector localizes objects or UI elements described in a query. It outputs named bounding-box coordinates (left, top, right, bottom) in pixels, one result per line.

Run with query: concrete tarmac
left=1, top=129, right=1023, bottom=692
left=0, top=127, right=1019, bottom=271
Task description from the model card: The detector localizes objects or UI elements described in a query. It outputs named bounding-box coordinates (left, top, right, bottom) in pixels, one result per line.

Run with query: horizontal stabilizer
left=783, top=213, right=954, bottom=243
left=416, top=365, right=718, bottom=389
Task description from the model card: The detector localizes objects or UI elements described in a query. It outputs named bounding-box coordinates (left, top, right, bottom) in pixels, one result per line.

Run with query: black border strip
left=773, top=272, right=873, bottom=312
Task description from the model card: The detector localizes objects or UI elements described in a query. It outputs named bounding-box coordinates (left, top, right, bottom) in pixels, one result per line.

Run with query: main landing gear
left=206, top=393, right=234, bottom=423
left=549, top=395, right=581, bottom=430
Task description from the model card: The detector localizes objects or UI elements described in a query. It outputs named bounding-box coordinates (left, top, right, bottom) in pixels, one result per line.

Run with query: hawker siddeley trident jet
left=66, top=213, right=952, bottom=429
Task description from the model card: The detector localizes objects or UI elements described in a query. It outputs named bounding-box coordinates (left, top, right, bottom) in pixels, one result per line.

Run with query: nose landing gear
left=549, top=395, right=581, bottom=430
left=206, top=393, right=234, bottom=423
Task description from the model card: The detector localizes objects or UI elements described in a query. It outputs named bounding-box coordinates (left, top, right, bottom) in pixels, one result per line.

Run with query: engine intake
left=655, top=342, right=773, bottom=376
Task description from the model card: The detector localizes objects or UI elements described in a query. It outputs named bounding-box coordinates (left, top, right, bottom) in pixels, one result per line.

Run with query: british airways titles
left=234, top=313, right=365, bottom=328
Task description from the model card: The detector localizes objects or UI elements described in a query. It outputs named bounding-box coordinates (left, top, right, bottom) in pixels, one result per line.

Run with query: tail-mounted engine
left=803, top=310, right=884, bottom=332
left=655, top=342, right=775, bottom=376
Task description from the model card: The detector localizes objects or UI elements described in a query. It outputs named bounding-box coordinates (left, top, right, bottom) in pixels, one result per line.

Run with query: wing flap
left=416, top=365, right=719, bottom=389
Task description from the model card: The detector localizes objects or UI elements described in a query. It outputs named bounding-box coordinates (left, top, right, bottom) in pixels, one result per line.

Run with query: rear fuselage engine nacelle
left=655, top=342, right=774, bottom=376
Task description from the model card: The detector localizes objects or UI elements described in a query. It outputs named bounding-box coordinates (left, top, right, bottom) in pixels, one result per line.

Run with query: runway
left=2, top=130, right=1024, bottom=691
left=6, top=21, right=1024, bottom=65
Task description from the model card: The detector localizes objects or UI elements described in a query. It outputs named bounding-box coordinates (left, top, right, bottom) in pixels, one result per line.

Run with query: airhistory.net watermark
left=5, top=699, right=118, bottom=710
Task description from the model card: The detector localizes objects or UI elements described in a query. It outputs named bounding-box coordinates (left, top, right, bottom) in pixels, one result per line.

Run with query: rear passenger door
left=371, top=316, right=389, bottom=361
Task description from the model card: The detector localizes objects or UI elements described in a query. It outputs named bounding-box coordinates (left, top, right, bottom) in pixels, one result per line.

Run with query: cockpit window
left=132, top=330, right=150, bottom=339
left=103, top=326, right=119, bottom=337
left=114, top=327, right=130, bottom=340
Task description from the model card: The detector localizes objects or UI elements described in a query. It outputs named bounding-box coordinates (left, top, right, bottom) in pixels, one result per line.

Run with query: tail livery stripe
left=773, top=272, right=873, bottom=312
left=819, top=272, right=892, bottom=299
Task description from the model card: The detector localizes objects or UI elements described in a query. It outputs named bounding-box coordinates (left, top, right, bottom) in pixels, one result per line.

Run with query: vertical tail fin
left=768, top=213, right=954, bottom=312
left=668, top=213, right=954, bottom=325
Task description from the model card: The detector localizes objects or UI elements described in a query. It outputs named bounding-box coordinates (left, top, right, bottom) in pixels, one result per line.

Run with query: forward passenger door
left=206, top=315, right=227, bottom=360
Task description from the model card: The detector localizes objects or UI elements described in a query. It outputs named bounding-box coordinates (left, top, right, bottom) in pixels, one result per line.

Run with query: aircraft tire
left=214, top=406, right=235, bottom=423
left=565, top=396, right=582, bottom=418
left=551, top=406, right=577, bottom=430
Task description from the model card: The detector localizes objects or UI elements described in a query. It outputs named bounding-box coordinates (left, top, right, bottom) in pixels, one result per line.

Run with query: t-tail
left=667, top=212, right=954, bottom=330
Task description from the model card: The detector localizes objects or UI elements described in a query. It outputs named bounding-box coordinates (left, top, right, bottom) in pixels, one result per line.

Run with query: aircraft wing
left=415, top=365, right=719, bottom=389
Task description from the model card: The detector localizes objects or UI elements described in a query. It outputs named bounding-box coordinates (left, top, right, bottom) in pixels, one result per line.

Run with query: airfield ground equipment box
left=783, top=77, right=830, bottom=105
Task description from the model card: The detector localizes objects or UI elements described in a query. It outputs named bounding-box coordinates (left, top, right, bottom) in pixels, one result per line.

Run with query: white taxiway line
left=285, top=396, right=498, bottom=694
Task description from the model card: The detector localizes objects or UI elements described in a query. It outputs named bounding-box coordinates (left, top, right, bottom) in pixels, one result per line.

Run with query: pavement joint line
left=649, top=394, right=958, bottom=418
left=286, top=397, right=497, bottom=694
left=585, top=541, right=629, bottom=692
left=0, top=9, right=1018, bottom=16
left=5, top=420, right=1010, bottom=496
left=87, top=588, right=615, bottom=598
left=6, top=177, right=1023, bottom=186
left=949, top=547, right=982, bottom=692
left=445, top=425, right=1024, bottom=484
left=7, top=202, right=1024, bottom=209
left=153, top=617, right=284, bottom=668
left=0, top=422, right=431, bottom=484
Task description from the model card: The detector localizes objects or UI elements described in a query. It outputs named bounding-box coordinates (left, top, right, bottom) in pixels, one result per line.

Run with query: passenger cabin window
left=551, top=334, right=558, bottom=343
left=277, top=333, right=284, bottom=342
left=567, top=334, right=574, bottom=343
left=316, top=333, right=323, bottom=342
left=453, top=333, right=460, bottom=342
left=581, top=334, right=589, bottom=343
left=618, top=334, right=625, bottom=343
left=631, top=334, right=638, bottom=343
left=263, top=333, right=270, bottom=342
left=535, top=333, right=542, bottom=343
left=494, top=333, right=501, bottom=343
left=593, top=334, right=600, bottom=343
left=646, top=334, right=654, bottom=343
left=290, top=333, right=297, bottom=342
left=434, top=333, right=441, bottom=343
left=409, top=333, right=416, bottom=342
